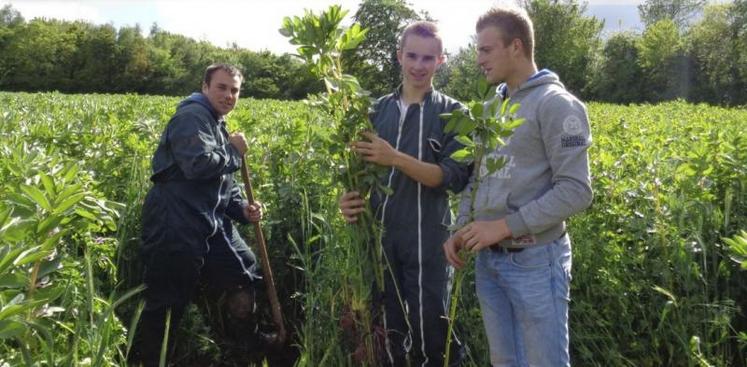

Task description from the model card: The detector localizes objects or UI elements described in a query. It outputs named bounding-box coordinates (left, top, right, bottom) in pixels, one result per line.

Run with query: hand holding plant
left=440, top=77, right=524, bottom=365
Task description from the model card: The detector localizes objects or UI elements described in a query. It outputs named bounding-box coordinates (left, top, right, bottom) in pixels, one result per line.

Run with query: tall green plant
left=439, top=78, right=524, bottom=364
left=280, top=6, right=389, bottom=363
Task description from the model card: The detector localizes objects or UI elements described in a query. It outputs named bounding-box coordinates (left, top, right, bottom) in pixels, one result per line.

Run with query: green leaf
left=508, top=102, right=521, bottom=115
left=0, top=216, right=32, bottom=243
left=723, top=230, right=747, bottom=270
left=37, top=257, right=62, bottom=279
left=504, top=117, right=525, bottom=130
left=13, top=246, right=50, bottom=267
left=62, top=164, right=80, bottom=183
left=454, top=135, right=475, bottom=147
left=0, top=246, right=26, bottom=274
left=34, top=286, right=66, bottom=304
left=0, top=272, right=26, bottom=289
left=500, top=98, right=510, bottom=116
left=75, top=208, right=97, bottom=221
left=37, top=215, right=64, bottom=235
left=456, top=119, right=477, bottom=136
left=52, top=192, right=85, bottom=214
left=476, top=77, right=493, bottom=100
left=450, top=149, right=473, bottom=162
left=488, top=97, right=502, bottom=118
left=40, top=173, right=56, bottom=197
left=0, top=319, right=25, bottom=339
left=0, top=303, right=28, bottom=321
left=470, top=102, right=484, bottom=119
left=652, top=285, right=678, bottom=306
left=20, top=185, right=51, bottom=211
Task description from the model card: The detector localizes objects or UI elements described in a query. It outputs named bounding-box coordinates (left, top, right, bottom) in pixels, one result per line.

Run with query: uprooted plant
left=280, top=6, right=390, bottom=364
left=440, top=77, right=524, bottom=365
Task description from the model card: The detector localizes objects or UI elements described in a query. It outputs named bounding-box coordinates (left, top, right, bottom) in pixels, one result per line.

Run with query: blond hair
left=476, top=7, right=534, bottom=59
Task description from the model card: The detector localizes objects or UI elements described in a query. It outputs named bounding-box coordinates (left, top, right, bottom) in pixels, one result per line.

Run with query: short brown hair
left=398, top=21, right=443, bottom=54
left=203, top=63, right=244, bottom=86
left=476, top=7, right=534, bottom=59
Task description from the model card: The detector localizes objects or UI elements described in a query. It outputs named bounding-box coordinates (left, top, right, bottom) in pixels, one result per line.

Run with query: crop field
left=0, top=91, right=746, bottom=366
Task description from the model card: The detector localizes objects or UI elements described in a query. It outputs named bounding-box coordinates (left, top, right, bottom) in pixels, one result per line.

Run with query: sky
left=2, top=0, right=645, bottom=54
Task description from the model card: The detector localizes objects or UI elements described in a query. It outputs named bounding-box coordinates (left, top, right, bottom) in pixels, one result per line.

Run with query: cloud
left=151, top=0, right=358, bottom=53
left=3, top=0, right=104, bottom=23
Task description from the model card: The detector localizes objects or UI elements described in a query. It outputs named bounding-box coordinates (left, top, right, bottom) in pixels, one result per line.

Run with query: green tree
left=733, top=0, right=747, bottom=104
left=0, top=4, right=23, bottom=26
left=347, top=0, right=422, bottom=96
left=2, top=19, right=81, bottom=91
left=521, top=0, right=603, bottom=98
left=0, top=4, right=24, bottom=85
left=114, top=25, right=152, bottom=93
left=588, top=32, right=644, bottom=104
left=434, top=44, right=481, bottom=102
left=638, top=0, right=706, bottom=29
left=637, top=18, right=691, bottom=101
left=73, top=23, right=118, bottom=92
left=688, top=4, right=735, bottom=103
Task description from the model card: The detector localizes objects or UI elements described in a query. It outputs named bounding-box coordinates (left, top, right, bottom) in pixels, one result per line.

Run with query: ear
left=202, top=81, right=209, bottom=94
left=514, top=38, right=526, bottom=57
left=396, top=49, right=403, bottom=65
left=436, top=53, right=446, bottom=67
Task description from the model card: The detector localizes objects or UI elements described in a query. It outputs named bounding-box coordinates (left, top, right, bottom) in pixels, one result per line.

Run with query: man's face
left=477, top=26, right=514, bottom=85
left=202, top=69, right=241, bottom=117
left=397, top=34, right=444, bottom=90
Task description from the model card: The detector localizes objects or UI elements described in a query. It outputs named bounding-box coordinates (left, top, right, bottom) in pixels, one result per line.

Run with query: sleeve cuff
left=225, top=143, right=242, bottom=171
left=435, top=162, right=452, bottom=190
left=229, top=200, right=251, bottom=225
left=505, top=212, right=530, bottom=237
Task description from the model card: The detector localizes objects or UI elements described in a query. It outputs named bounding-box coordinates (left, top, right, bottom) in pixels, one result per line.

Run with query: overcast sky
left=2, top=0, right=645, bottom=54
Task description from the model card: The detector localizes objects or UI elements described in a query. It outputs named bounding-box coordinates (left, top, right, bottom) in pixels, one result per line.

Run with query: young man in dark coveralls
left=131, top=63, right=264, bottom=366
left=339, top=22, right=470, bottom=366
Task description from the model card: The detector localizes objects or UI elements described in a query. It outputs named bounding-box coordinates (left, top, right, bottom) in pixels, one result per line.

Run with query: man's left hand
left=244, top=201, right=263, bottom=223
left=353, top=131, right=400, bottom=167
left=457, top=218, right=512, bottom=252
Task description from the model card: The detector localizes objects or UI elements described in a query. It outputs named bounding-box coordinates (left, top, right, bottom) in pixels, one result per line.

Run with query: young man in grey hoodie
left=443, top=7, right=592, bottom=367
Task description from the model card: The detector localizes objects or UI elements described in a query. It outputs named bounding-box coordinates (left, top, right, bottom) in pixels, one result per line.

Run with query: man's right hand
left=339, top=191, right=365, bottom=223
left=443, top=234, right=465, bottom=269
left=229, top=132, right=248, bottom=155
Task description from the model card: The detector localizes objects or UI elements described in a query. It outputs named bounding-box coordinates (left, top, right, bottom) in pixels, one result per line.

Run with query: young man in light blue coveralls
left=443, top=6, right=593, bottom=367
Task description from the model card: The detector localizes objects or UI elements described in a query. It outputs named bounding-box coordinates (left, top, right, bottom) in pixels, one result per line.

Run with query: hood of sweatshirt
left=177, top=92, right=219, bottom=120
left=497, top=69, right=566, bottom=100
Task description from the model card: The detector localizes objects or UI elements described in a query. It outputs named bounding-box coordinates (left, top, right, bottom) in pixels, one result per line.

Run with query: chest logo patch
left=562, top=115, right=584, bottom=136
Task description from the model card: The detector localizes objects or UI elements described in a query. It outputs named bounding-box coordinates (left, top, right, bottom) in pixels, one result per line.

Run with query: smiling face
left=201, top=69, right=241, bottom=117
left=397, top=34, right=444, bottom=91
left=476, top=25, right=515, bottom=85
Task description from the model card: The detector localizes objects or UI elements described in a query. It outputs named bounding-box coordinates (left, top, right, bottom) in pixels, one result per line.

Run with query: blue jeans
left=475, top=234, right=572, bottom=367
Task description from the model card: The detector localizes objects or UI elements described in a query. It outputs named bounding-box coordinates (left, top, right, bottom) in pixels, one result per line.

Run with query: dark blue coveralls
left=133, top=93, right=260, bottom=366
left=369, top=88, right=470, bottom=366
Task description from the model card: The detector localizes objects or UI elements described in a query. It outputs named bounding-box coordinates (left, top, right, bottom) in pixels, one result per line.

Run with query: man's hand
left=353, top=131, right=400, bottom=167
left=456, top=218, right=512, bottom=252
left=339, top=191, right=365, bottom=223
left=230, top=132, right=248, bottom=155
left=244, top=201, right=262, bottom=223
left=443, top=234, right=466, bottom=269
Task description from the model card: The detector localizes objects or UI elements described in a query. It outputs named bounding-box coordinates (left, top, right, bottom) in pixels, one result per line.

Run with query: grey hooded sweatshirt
left=457, top=70, right=593, bottom=248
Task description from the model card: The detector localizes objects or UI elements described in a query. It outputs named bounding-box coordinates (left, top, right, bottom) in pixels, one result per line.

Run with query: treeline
left=439, top=0, right=747, bottom=106
left=2, top=0, right=747, bottom=105
left=0, top=5, right=321, bottom=99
